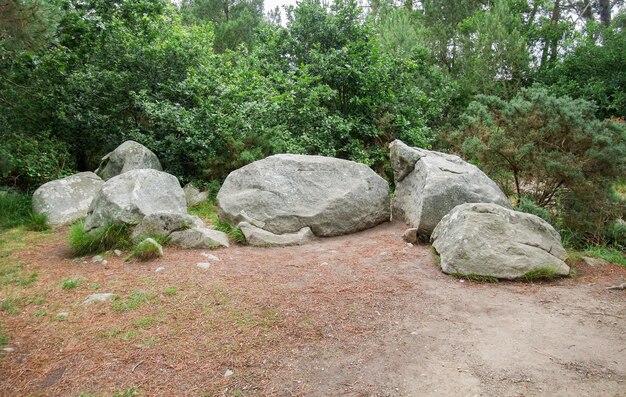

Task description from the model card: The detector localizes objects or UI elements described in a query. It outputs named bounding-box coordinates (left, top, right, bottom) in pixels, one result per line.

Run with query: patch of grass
left=0, top=190, right=31, bottom=230
left=113, top=387, right=139, bottom=397
left=0, top=265, right=38, bottom=287
left=451, top=273, right=500, bottom=283
left=97, top=327, right=122, bottom=339
left=133, top=316, right=155, bottom=329
left=121, top=330, right=139, bottom=341
left=128, top=238, right=163, bottom=262
left=163, top=287, right=177, bottom=296
left=68, top=220, right=131, bottom=257
left=189, top=200, right=246, bottom=244
left=61, top=276, right=83, bottom=290
left=27, top=212, right=50, bottom=231
left=214, top=220, right=246, bottom=244
left=583, top=246, right=626, bottom=267
left=34, top=309, right=47, bottom=317
left=521, top=267, right=562, bottom=282
left=0, top=298, right=20, bottom=314
left=0, top=324, right=8, bottom=349
left=111, top=291, right=154, bottom=312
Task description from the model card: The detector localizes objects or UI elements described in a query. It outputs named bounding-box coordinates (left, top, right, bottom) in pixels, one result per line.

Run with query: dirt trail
left=1, top=221, right=625, bottom=396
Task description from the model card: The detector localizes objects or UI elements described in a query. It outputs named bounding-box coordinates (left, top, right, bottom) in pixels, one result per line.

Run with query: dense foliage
left=1, top=0, right=625, bottom=246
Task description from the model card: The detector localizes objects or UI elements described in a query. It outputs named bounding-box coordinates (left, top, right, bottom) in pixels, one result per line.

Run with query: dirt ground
left=1, top=221, right=625, bottom=397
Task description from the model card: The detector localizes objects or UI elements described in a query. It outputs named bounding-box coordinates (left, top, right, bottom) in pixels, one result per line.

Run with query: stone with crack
left=390, top=139, right=510, bottom=236
left=431, top=203, right=569, bottom=280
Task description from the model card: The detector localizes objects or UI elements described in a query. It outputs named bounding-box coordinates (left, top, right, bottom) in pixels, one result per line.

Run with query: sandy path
left=1, top=221, right=625, bottom=396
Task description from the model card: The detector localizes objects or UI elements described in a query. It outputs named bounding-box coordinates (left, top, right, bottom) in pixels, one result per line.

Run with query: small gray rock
left=238, top=222, right=316, bottom=247
left=92, top=255, right=105, bottom=263
left=154, top=266, right=166, bottom=273
left=113, top=249, right=123, bottom=256
left=134, top=238, right=164, bottom=260
left=196, top=262, right=212, bottom=270
left=183, top=183, right=210, bottom=207
left=224, top=369, right=234, bottom=377
left=95, top=140, right=162, bottom=180
left=169, top=227, right=229, bottom=249
left=83, top=293, right=114, bottom=304
left=402, top=228, right=419, bottom=244
left=582, top=256, right=610, bottom=266
left=200, top=252, right=221, bottom=261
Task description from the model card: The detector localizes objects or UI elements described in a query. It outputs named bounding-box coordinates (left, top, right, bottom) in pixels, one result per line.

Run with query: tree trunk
left=598, top=0, right=611, bottom=26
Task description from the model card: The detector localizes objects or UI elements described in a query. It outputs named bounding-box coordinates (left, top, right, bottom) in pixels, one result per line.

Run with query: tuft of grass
left=113, top=387, right=139, bottom=397
left=112, top=291, right=154, bottom=312
left=133, top=316, right=155, bottom=329
left=0, top=298, right=20, bottom=314
left=27, top=212, right=50, bottom=231
left=68, top=220, right=131, bottom=257
left=0, top=264, right=37, bottom=287
left=189, top=200, right=246, bottom=244
left=521, top=267, right=562, bottom=282
left=214, top=220, right=246, bottom=244
left=451, top=273, right=499, bottom=283
left=0, top=324, right=8, bottom=344
left=128, top=238, right=163, bottom=262
left=61, top=276, right=82, bottom=290
left=583, top=246, right=626, bottom=267
left=163, top=287, right=177, bottom=296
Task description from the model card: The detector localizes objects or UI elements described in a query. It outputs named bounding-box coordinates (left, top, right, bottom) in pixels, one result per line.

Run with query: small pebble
left=92, top=255, right=105, bottom=263
left=196, top=262, right=211, bottom=270
left=83, top=293, right=114, bottom=304
left=224, top=369, right=234, bottom=377
left=155, top=267, right=166, bottom=273
left=3, top=347, right=15, bottom=353
left=113, top=249, right=123, bottom=256
left=200, top=252, right=220, bottom=261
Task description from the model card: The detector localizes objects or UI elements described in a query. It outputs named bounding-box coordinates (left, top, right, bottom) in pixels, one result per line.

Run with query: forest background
left=1, top=0, right=625, bottom=248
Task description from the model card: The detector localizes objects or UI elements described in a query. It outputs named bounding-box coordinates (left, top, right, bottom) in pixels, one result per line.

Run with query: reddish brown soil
left=1, top=221, right=625, bottom=396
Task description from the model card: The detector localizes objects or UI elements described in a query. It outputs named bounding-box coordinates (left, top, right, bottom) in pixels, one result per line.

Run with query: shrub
left=68, top=221, right=131, bottom=256
left=516, top=196, right=552, bottom=224
left=453, top=86, right=626, bottom=245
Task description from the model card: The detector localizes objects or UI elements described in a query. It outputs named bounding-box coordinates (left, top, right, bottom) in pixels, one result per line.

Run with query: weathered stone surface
left=84, top=169, right=186, bottom=233
left=95, top=140, right=162, bottom=180
left=431, top=203, right=569, bottom=280
left=401, top=228, right=419, bottom=244
left=131, top=212, right=198, bottom=243
left=169, top=227, right=229, bottom=249
left=83, top=293, right=114, bottom=305
left=217, top=154, right=390, bottom=237
left=390, top=140, right=511, bottom=236
left=238, top=221, right=316, bottom=246
left=32, top=172, right=103, bottom=226
left=183, top=183, right=210, bottom=207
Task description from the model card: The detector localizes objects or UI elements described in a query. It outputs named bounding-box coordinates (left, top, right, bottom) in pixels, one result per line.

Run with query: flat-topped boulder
left=390, top=140, right=510, bottom=236
left=84, top=169, right=186, bottom=233
left=95, top=140, right=162, bottom=181
left=32, top=172, right=103, bottom=226
left=217, top=154, right=390, bottom=237
left=431, top=203, right=569, bottom=280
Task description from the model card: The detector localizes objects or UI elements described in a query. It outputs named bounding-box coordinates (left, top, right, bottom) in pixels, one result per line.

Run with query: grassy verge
left=68, top=221, right=132, bottom=256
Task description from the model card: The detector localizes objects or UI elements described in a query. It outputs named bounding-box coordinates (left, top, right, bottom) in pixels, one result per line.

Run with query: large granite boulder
left=390, top=140, right=511, bottom=236
left=217, top=154, right=390, bottom=237
left=431, top=203, right=569, bottom=280
left=95, top=141, right=162, bottom=181
left=32, top=172, right=103, bottom=226
left=84, top=169, right=186, bottom=233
